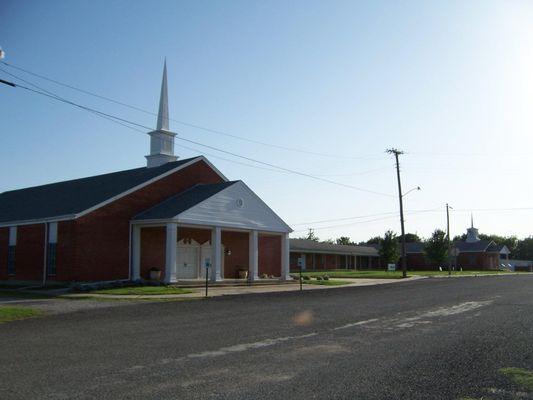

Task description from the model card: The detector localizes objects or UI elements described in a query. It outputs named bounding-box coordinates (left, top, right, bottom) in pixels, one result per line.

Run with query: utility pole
left=386, top=148, right=407, bottom=279
left=446, top=204, right=453, bottom=276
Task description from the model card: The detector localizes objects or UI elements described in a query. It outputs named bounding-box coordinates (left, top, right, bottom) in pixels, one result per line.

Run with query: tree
left=299, top=228, right=319, bottom=242
left=379, top=230, right=399, bottom=265
left=336, top=236, right=352, bottom=245
left=424, top=229, right=448, bottom=267
left=453, top=233, right=467, bottom=242
left=516, top=237, right=533, bottom=260
left=398, top=233, right=421, bottom=243
left=364, top=236, right=382, bottom=245
left=322, top=238, right=334, bottom=244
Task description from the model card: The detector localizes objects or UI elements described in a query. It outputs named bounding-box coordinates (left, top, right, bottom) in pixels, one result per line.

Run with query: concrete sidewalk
left=62, top=276, right=425, bottom=300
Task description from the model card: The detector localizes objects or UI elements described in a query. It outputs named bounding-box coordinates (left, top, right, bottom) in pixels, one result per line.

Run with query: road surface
left=1, top=275, right=532, bottom=399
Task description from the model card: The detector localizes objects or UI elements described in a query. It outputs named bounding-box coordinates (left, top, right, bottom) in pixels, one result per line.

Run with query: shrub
left=323, top=275, right=330, bottom=281
left=316, top=276, right=323, bottom=281
left=303, top=275, right=311, bottom=281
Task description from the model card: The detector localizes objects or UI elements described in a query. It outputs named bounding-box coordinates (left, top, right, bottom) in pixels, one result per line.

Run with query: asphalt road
left=1, top=275, right=533, bottom=400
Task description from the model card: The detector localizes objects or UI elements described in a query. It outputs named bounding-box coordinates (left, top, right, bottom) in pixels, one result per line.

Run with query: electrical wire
left=291, top=208, right=441, bottom=226
left=0, top=60, right=381, bottom=160
left=0, top=72, right=395, bottom=198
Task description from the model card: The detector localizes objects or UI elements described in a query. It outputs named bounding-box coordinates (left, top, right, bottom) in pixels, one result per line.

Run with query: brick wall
left=140, top=227, right=166, bottom=279
left=221, top=231, right=249, bottom=279
left=70, top=160, right=224, bottom=281
left=457, top=252, right=500, bottom=270
left=0, top=227, right=8, bottom=280
left=14, top=224, right=45, bottom=281
left=258, top=234, right=281, bottom=277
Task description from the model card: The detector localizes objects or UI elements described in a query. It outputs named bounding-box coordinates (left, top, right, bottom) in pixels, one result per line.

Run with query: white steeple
left=156, top=60, right=169, bottom=131
left=146, top=59, right=178, bottom=168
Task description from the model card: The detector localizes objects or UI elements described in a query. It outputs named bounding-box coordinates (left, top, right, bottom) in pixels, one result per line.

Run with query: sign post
left=204, top=258, right=211, bottom=297
left=298, top=257, right=303, bottom=291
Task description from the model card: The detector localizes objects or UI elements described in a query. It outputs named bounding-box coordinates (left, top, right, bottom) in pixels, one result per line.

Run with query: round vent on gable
left=236, top=198, right=244, bottom=208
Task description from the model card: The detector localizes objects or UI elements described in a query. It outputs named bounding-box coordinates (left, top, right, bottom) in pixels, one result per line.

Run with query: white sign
left=297, top=258, right=304, bottom=268
left=387, top=263, right=396, bottom=271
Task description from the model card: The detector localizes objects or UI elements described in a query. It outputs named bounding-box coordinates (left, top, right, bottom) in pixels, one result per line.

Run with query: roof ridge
left=1, top=157, right=201, bottom=195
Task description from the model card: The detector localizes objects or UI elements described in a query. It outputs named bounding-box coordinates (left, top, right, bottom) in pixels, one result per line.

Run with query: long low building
left=289, top=239, right=380, bottom=271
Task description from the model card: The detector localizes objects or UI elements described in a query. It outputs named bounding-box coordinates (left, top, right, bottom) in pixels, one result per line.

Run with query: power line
left=0, top=60, right=381, bottom=160
left=0, top=73, right=395, bottom=198
left=291, top=207, right=441, bottom=226
left=291, top=208, right=441, bottom=232
left=1, top=66, right=365, bottom=177
left=291, top=215, right=401, bottom=233
left=452, top=207, right=533, bottom=213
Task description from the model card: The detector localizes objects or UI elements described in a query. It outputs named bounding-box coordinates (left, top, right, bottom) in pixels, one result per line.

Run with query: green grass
left=0, top=306, right=42, bottom=323
left=500, top=367, right=533, bottom=391
left=303, top=279, right=351, bottom=286
left=0, top=290, right=51, bottom=299
left=295, top=269, right=520, bottom=279
left=298, top=270, right=405, bottom=279
left=90, top=286, right=194, bottom=295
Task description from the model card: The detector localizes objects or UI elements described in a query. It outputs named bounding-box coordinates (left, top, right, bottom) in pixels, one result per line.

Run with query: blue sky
left=1, top=0, right=532, bottom=241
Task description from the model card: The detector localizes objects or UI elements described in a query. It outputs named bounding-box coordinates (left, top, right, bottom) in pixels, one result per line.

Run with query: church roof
left=0, top=157, right=203, bottom=225
left=289, top=239, right=379, bottom=256
left=133, top=181, right=238, bottom=220
left=454, top=240, right=494, bottom=253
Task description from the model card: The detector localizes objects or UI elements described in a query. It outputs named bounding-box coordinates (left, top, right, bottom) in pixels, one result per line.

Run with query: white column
left=281, top=233, right=291, bottom=280
left=211, top=227, right=222, bottom=282
left=248, top=230, right=259, bottom=281
left=164, top=222, right=177, bottom=283
left=132, top=225, right=141, bottom=281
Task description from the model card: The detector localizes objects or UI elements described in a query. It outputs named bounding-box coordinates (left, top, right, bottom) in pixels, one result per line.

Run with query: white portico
left=130, top=180, right=292, bottom=283
left=130, top=62, right=291, bottom=283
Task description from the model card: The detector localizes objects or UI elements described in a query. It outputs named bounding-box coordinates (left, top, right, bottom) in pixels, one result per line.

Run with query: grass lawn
left=303, top=279, right=351, bottom=286
left=500, top=367, right=533, bottom=391
left=0, top=290, right=51, bottom=299
left=91, top=286, right=194, bottom=295
left=0, top=306, right=42, bottom=323
left=297, top=270, right=405, bottom=279
left=296, top=269, right=521, bottom=279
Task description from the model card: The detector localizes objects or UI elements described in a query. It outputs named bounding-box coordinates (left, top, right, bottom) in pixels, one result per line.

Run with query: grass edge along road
left=296, top=269, right=525, bottom=279
left=90, top=286, right=194, bottom=295
left=0, top=306, right=42, bottom=323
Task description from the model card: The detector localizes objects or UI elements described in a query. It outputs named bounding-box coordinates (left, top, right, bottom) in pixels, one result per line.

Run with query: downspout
left=42, top=222, right=48, bottom=287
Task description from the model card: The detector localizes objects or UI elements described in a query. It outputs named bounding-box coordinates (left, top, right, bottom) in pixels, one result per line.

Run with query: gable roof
left=134, top=181, right=238, bottom=220
left=134, top=180, right=292, bottom=233
left=0, top=157, right=224, bottom=226
left=454, top=240, right=494, bottom=253
left=289, top=239, right=379, bottom=256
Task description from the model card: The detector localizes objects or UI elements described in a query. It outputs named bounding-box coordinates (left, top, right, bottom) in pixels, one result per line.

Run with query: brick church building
left=0, top=63, right=292, bottom=284
left=402, top=219, right=510, bottom=270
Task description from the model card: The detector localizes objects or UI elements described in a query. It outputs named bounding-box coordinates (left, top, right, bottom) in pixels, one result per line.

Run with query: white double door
left=174, top=239, right=224, bottom=280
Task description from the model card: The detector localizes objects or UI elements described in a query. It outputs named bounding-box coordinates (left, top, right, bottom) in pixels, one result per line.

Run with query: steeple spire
left=471, top=213, right=474, bottom=228
left=156, top=59, right=169, bottom=131
left=145, top=60, right=178, bottom=168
